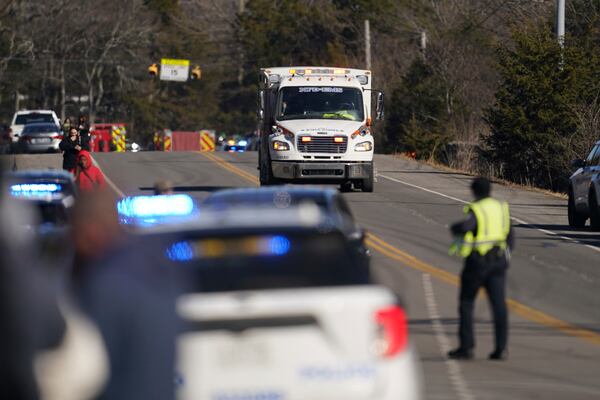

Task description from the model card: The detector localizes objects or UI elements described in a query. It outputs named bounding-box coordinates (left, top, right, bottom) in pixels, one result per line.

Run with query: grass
left=388, top=153, right=568, bottom=200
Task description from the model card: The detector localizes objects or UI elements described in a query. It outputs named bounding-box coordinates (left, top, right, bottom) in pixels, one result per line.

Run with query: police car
left=203, top=186, right=370, bottom=270
left=223, top=138, right=248, bottom=152
left=119, top=196, right=423, bottom=400
left=5, top=169, right=77, bottom=229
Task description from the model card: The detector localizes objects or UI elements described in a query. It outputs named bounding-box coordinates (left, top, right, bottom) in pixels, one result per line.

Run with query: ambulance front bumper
left=271, top=161, right=372, bottom=180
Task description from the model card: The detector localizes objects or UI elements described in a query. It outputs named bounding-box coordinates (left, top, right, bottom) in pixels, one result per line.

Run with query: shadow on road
left=138, top=185, right=231, bottom=193
left=511, top=203, right=567, bottom=208
left=378, top=170, right=472, bottom=177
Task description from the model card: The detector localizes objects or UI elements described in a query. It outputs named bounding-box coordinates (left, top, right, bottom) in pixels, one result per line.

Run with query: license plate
left=31, top=138, right=51, bottom=144
left=217, top=341, right=270, bottom=367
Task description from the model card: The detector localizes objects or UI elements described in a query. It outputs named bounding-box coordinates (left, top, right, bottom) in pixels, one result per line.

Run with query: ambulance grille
left=297, top=136, right=347, bottom=154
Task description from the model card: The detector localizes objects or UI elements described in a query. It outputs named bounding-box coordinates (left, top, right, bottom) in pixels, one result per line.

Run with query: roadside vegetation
left=1, top=0, right=599, bottom=191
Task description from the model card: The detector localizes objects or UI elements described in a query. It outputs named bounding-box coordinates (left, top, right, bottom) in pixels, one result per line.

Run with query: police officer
left=448, top=177, right=514, bottom=360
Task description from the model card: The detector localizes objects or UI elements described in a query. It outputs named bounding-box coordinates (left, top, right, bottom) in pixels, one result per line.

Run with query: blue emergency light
left=165, top=235, right=291, bottom=262
left=10, top=183, right=63, bottom=199
left=117, top=194, right=196, bottom=224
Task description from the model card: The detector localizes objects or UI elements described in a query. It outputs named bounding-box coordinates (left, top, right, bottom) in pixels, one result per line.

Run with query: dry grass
left=390, top=153, right=568, bottom=200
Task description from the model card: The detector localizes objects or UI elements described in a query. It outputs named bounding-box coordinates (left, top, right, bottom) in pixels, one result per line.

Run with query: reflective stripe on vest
left=452, top=198, right=510, bottom=258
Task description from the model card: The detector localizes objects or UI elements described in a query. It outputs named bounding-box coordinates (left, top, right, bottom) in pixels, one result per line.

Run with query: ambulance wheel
left=259, top=152, right=278, bottom=186
left=361, top=165, right=374, bottom=193
left=340, top=181, right=353, bottom=193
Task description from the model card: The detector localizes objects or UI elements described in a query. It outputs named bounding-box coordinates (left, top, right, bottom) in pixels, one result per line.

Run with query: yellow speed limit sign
left=160, top=58, right=190, bottom=82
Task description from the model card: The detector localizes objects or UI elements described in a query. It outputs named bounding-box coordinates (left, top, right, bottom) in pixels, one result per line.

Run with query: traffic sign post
left=160, top=59, right=190, bottom=82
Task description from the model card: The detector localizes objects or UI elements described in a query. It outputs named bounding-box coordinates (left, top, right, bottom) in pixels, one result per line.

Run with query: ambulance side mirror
left=257, top=90, right=265, bottom=121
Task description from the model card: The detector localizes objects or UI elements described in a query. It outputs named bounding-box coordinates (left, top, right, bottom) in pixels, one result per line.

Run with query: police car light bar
left=166, top=235, right=291, bottom=262
left=117, top=194, right=195, bottom=219
left=10, top=183, right=63, bottom=199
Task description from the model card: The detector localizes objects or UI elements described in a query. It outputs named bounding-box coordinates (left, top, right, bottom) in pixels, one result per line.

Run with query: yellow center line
left=200, top=151, right=259, bottom=185
left=200, top=151, right=600, bottom=347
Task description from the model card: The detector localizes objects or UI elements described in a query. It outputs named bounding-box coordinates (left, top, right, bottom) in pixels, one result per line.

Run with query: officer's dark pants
left=458, top=250, right=508, bottom=352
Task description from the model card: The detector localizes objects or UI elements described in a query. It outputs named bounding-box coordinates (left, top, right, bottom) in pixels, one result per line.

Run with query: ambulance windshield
left=277, top=87, right=364, bottom=122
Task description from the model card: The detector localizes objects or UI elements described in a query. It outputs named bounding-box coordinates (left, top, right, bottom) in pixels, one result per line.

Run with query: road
left=9, top=151, right=600, bottom=399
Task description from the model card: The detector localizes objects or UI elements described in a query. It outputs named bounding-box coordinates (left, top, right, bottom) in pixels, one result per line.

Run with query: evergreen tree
left=485, top=23, right=600, bottom=190
left=384, top=59, right=453, bottom=159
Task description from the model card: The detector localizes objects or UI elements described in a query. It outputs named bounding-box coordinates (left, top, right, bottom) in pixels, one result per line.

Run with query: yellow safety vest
left=449, top=198, right=510, bottom=258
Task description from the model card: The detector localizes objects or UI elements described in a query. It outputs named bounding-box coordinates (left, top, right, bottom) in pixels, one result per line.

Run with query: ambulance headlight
left=272, top=141, right=290, bottom=151
left=354, top=141, right=372, bottom=152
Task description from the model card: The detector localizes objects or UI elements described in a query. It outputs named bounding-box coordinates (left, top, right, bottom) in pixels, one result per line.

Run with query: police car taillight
left=374, top=305, right=408, bottom=357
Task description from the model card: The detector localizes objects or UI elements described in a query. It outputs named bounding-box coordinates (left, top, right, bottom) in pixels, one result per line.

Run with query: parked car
left=9, top=109, right=60, bottom=143
left=568, top=140, right=600, bottom=229
left=16, top=123, right=63, bottom=153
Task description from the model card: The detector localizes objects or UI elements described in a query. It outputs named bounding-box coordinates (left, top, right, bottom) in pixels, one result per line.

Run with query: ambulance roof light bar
left=289, top=68, right=351, bottom=76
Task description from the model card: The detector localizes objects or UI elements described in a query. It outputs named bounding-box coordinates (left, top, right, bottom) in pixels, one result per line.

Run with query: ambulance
left=257, top=67, right=383, bottom=192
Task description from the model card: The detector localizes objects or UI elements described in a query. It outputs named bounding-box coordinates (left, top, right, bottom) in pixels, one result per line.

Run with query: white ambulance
left=257, top=67, right=383, bottom=192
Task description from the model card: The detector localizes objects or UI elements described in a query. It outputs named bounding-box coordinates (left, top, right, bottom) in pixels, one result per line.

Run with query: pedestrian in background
left=62, top=117, right=72, bottom=137
left=77, top=115, right=90, bottom=151
left=153, top=180, right=174, bottom=195
left=75, top=151, right=106, bottom=193
left=448, top=177, right=514, bottom=361
left=59, top=128, right=81, bottom=173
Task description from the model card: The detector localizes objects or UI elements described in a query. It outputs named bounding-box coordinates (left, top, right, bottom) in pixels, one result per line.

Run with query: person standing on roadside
left=447, top=177, right=514, bottom=361
left=75, top=151, right=106, bottom=193
left=62, top=117, right=72, bottom=137
left=59, top=128, right=81, bottom=174
left=153, top=180, right=174, bottom=195
left=77, top=116, right=91, bottom=151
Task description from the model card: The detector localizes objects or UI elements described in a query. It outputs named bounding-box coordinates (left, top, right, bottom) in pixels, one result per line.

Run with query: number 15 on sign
left=160, top=59, right=190, bottom=82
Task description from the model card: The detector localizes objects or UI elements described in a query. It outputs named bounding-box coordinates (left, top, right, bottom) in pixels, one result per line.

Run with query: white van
left=10, top=110, right=60, bottom=143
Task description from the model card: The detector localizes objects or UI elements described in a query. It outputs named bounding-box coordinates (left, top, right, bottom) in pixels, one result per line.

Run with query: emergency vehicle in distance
left=257, top=67, right=384, bottom=192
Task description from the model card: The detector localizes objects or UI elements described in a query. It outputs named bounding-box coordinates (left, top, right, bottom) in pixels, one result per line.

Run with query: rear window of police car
left=164, top=229, right=369, bottom=293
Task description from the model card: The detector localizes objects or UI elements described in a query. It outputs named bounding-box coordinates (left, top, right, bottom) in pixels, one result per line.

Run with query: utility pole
left=557, top=0, right=565, bottom=46
left=238, top=0, right=246, bottom=84
left=365, top=19, right=371, bottom=70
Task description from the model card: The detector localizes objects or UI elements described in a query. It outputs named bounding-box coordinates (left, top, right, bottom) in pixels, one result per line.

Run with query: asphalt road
left=9, top=151, right=600, bottom=399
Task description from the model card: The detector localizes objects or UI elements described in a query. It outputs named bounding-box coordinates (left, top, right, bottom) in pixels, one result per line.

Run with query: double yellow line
left=199, top=151, right=600, bottom=347
left=202, top=151, right=259, bottom=185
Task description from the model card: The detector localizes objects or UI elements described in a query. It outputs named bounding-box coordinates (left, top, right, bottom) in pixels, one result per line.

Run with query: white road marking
left=422, top=273, right=475, bottom=400
left=89, top=154, right=125, bottom=197
left=379, top=174, right=600, bottom=254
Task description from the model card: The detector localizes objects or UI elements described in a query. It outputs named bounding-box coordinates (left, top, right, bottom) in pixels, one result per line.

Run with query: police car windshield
left=277, top=87, right=364, bottom=121
left=165, top=230, right=369, bottom=293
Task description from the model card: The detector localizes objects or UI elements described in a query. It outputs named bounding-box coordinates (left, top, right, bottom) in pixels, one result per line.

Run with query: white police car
left=119, top=197, right=423, bottom=400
